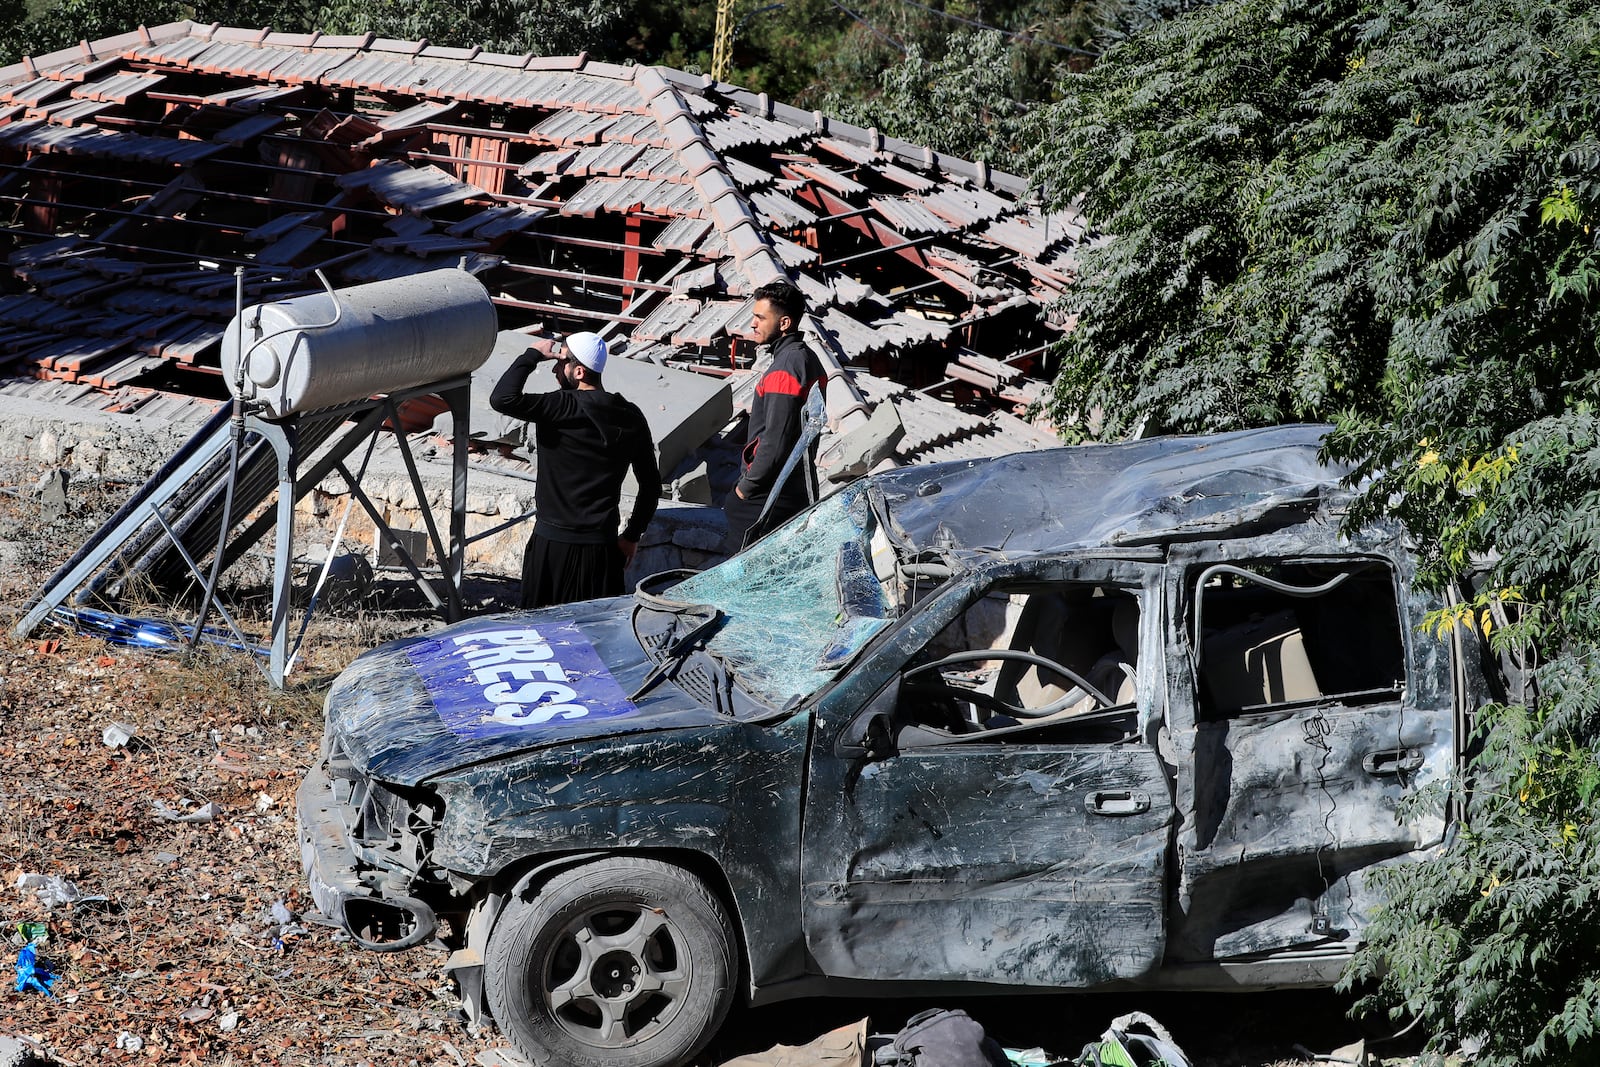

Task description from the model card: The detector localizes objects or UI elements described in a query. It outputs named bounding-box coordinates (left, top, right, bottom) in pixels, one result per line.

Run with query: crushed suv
left=297, top=424, right=1498, bottom=1067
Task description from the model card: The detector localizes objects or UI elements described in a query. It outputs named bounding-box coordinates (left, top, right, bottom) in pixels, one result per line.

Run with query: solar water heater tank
left=221, top=268, right=499, bottom=418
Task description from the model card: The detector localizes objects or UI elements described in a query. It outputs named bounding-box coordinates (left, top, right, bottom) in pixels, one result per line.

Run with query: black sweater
left=489, top=351, right=660, bottom=544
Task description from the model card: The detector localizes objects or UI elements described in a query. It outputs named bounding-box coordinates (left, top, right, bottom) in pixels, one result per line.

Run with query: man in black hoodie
left=723, top=280, right=824, bottom=553
left=490, top=332, right=659, bottom=609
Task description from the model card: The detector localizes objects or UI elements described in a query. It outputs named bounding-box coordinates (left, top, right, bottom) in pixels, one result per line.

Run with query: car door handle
left=1084, top=789, right=1151, bottom=816
left=1363, top=748, right=1423, bottom=776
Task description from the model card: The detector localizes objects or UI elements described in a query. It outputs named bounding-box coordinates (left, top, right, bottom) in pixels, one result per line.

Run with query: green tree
left=820, top=30, right=1032, bottom=161
left=312, top=0, right=633, bottom=57
left=4, top=0, right=187, bottom=62
left=1026, top=0, right=1600, bottom=1063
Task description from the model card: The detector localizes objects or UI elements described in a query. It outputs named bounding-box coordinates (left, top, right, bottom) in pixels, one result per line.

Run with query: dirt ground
left=0, top=465, right=1421, bottom=1067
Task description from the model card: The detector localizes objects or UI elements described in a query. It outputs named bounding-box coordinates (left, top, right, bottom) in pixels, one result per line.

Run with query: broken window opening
left=1190, top=559, right=1404, bottom=721
left=898, top=581, right=1142, bottom=741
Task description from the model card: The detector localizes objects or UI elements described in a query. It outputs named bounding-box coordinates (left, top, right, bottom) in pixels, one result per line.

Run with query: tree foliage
left=311, top=0, right=632, bottom=58
left=2, top=0, right=187, bottom=62
left=0, top=0, right=1179, bottom=121
left=1028, top=0, right=1600, bottom=1062
left=819, top=30, right=1032, bottom=161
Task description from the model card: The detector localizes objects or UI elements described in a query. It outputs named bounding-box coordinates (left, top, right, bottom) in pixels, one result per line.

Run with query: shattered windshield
left=666, top=482, right=896, bottom=709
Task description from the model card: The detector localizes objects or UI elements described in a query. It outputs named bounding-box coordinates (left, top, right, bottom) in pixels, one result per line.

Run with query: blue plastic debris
left=50, top=606, right=266, bottom=657
left=15, top=943, right=56, bottom=996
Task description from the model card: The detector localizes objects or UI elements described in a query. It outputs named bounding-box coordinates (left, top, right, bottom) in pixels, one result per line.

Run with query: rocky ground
left=0, top=463, right=1423, bottom=1067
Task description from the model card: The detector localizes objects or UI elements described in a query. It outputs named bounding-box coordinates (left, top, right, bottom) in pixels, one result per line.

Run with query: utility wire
left=823, top=0, right=909, bottom=53
left=886, top=0, right=1100, bottom=56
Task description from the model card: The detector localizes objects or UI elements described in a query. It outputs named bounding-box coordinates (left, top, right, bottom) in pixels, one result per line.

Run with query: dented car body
left=298, top=424, right=1498, bottom=1067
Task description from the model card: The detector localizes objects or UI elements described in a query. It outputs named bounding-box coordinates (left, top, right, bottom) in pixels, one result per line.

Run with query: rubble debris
left=150, top=800, right=221, bottom=823
left=36, top=471, right=66, bottom=524
left=100, top=721, right=138, bottom=748
left=14, top=874, right=80, bottom=910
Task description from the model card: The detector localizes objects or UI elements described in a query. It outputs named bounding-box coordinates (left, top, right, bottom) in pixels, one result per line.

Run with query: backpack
left=873, top=1008, right=1011, bottom=1067
left=1075, top=1012, right=1192, bottom=1067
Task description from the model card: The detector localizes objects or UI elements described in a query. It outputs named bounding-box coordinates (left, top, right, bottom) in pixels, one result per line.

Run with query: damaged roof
left=0, top=22, right=1078, bottom=462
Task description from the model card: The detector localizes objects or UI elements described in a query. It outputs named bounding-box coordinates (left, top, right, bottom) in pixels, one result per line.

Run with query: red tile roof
left=0, top=20, right=1084, bottom=459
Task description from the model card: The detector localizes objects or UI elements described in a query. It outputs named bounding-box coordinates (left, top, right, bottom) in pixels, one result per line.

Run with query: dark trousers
left=721, top=490, right=805, bottom=555
left=520, top=533, right=624, bottom=609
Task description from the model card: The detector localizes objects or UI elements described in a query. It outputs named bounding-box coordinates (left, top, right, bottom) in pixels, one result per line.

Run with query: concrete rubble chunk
left=818, top=399, right=906, bottom=484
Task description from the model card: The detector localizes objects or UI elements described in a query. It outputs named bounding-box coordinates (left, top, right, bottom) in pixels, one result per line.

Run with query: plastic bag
left=1076, top=1013, right=1190, bottom=1067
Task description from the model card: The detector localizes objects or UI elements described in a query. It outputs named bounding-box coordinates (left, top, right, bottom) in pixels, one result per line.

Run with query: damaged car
left=297, top=424, right=1501, bottom=1067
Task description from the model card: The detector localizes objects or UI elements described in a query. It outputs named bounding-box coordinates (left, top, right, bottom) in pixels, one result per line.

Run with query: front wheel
left=485, top=857, right=738, bottom=1067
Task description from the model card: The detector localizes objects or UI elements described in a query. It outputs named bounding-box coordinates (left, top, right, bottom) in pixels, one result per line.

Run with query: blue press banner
left=408, top=622, right=639, bottom=739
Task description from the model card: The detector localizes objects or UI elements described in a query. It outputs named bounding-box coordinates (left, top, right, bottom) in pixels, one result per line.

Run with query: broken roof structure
left=0, top=21, right=1078, bottom=463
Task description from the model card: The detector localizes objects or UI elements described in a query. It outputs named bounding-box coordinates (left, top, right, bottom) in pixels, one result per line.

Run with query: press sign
left=409, top=623, right=638, bottom=738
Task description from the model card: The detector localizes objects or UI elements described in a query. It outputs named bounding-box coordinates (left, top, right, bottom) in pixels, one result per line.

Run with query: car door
left=1162, top=541, right=1453, bottom=963
left=799, top=561, right=1174, bottom=988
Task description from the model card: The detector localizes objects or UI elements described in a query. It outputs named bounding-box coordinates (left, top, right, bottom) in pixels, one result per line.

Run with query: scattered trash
left=875, top=1008, right=1009, bottom=1067
left=15, top=872, right=81, bottom=909
left=14, top=943, right=56, bottom=996
left=254, top=792, right=276, bottom=814
left=270, top=901, right=293, bottom=926
left=15, top=921, right=47, bottom=946
left=1003, top=1050, right=1060, bottom=1067
left=218, top=1011, right=240, bottom=1032
left=151, top=800, right=221, bottom=823
left=115, top=1031, right=143, bottom=1052
left=1073, top=1013, right=1191, bottom=1067
left=101, top=722, right=139, bottom=749
left=50, top=606, right=266, bottom=657
left=153, top=852, right=180, bottom=866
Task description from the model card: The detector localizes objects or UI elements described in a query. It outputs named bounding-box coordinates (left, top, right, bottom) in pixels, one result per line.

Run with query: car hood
left=324, top=597, right=724, bottom=785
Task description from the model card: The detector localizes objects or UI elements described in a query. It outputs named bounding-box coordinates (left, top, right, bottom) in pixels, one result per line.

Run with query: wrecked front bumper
left=296, top=757, right=439, bottom=952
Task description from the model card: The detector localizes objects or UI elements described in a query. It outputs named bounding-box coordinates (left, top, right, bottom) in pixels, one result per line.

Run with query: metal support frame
left=15, top=376, right=475, bottom=689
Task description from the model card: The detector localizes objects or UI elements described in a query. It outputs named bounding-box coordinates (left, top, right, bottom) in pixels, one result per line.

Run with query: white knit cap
left=565, top=332, right=607, bottom=374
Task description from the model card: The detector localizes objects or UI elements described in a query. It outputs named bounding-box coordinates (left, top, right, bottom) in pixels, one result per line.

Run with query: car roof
left=871, top=424, right=1351, bottom=560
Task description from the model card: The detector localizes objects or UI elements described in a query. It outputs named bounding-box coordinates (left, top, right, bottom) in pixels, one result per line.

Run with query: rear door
left=1162, top=542, right=1452, bottom=962
left=799, top=560, right=1175, bottom=987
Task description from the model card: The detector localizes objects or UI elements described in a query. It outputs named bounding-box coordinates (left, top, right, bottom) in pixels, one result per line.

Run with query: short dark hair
left=753, top=280, right=805, bottom=326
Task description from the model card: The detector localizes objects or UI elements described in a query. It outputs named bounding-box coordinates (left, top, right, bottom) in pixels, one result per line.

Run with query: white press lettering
left=473, top=662, right=566, bottom=687
left=484, top=680, right=578, bottom=706
left=464, top=645, right=556, bottom=667
left=493, top=702, right=590, bottom=725
left=453, top=628, right=544, bottom=648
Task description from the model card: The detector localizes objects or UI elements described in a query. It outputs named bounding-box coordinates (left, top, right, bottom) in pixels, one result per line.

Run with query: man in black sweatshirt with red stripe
left=722, top=280, right=824, bottom=554
left=490, top=332, right=659, bottom=609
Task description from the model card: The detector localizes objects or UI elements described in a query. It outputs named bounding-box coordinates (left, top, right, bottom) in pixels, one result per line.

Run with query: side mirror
left=836, top=711, right=895, bottom=761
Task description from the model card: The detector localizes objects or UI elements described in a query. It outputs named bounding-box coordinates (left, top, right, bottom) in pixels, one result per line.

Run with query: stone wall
left=0, top=395, right=728, bottom=588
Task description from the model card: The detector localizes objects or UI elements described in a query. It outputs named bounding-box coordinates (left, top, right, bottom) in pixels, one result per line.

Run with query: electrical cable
left=823, top=0, right=908, bottom=53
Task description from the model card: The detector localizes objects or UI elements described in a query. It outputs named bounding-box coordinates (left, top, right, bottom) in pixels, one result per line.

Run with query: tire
left=485, top=856, right=738, bottom=1067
